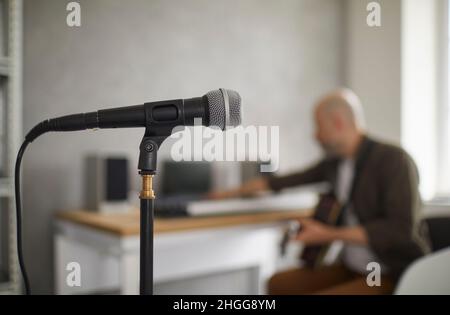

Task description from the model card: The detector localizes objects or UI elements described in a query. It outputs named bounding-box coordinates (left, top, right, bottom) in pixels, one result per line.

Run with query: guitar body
left=300, top=193, right=342, bottom=268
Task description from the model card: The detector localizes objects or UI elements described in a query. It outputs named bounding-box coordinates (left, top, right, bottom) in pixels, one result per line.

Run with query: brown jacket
left=268, top=136, right=431, bottom=279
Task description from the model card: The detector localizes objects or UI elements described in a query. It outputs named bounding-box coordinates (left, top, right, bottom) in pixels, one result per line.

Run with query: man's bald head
left=315, top=88, right=366, bottom=131
left=314, top=88, right=366, bottom=157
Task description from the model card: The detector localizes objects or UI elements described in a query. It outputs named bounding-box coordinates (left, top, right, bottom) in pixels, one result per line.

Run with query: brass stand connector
left=140, top=174, right=155, bottom=199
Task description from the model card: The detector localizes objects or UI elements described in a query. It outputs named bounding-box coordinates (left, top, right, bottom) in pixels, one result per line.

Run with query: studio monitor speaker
left=85, top=155, right=130, bottom=213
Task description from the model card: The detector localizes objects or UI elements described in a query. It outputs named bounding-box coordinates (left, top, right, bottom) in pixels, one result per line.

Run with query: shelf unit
left=0, top=0, right=22, bottom=295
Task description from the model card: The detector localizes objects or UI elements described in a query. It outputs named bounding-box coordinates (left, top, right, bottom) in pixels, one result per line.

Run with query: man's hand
left=294, top=218, right=337, bottom=246
left=207, top=177, right=269, bottom=200
left=294, top=218, right=369, bottom=246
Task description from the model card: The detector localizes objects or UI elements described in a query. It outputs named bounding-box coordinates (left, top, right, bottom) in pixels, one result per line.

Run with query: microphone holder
left=137, top=130, right=168, bottom=295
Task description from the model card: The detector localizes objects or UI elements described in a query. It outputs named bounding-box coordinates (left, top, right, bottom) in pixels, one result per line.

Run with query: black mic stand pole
left=136, top=101, right=182, bottom=294
left=137, top=135, right=161, bottom=295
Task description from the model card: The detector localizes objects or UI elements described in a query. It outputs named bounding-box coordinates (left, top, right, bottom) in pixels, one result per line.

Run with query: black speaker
left=85, top=155, right=130, bottom=212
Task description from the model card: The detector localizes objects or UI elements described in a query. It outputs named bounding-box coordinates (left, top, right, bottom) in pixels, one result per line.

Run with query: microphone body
left=25, top=89, right=241, bottom=142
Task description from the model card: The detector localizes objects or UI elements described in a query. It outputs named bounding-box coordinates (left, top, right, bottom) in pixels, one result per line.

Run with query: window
left=402, top=0, right=450, bottom=201
left=435, top=0, right=450, bottom=199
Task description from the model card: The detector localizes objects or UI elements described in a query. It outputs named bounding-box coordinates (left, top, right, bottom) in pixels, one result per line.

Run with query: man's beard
left=319, top=141, right=341, bottom=158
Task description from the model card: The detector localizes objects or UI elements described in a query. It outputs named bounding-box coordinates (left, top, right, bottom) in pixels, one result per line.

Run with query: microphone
left=15, top=89, right=242, bottom=295
left=25, top=88, right=242, bottom=142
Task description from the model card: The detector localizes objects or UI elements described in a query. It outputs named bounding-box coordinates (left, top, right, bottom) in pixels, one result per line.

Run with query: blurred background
left=0, top=0, right=449, bottom=294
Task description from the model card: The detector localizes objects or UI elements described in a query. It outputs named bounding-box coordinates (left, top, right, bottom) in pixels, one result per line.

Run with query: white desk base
left=54, top=220, right=295, bottom=295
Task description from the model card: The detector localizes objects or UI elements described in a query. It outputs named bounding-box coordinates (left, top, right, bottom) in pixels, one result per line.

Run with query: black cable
left=14, top=140, right=31, bottom=295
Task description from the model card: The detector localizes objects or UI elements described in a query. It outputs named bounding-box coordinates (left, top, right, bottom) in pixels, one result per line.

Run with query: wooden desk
left=54, top=208, right=311, bottom=295
left=56, top=209, right=311, bottom=236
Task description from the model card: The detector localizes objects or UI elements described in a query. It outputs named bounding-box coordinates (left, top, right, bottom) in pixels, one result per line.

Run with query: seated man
left=209, top=88, right=431, bottom=294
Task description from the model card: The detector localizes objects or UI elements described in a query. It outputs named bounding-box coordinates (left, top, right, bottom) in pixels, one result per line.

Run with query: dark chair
left=424, top=217, right=450, bottom=251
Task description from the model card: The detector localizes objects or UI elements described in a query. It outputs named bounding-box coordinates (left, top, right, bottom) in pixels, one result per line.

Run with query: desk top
left=56, top=209, right=311, bottom=236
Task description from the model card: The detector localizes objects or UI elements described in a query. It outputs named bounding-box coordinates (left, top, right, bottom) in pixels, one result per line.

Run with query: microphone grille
left=206, top=89, right=242, bottom=130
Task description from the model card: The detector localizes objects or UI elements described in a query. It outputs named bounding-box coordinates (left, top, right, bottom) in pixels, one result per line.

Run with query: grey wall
left=344, top=0, right=402, bottom=144
left=23, top=0, right=344, bottom=293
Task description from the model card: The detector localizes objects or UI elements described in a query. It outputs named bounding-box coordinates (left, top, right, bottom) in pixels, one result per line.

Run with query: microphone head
left=205, top=89, right=242, bottom=130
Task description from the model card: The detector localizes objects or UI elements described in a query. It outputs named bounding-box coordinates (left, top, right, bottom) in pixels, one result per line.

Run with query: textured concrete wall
left=344, top=0, right=402, bottom=144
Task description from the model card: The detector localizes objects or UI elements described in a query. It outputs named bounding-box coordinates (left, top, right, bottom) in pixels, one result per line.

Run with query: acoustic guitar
left=299, top=192, right=342, bottom=268
left=279, top=192, right=342, bottom=268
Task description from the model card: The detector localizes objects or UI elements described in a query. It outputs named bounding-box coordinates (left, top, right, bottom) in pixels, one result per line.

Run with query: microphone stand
left=136, top=101, right=186, bottom=295
left=137, top=134, right=164, bottom=295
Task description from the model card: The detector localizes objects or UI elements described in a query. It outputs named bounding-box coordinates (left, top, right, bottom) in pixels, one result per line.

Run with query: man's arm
left=334, top=226, right=368, bottom=244
left=294, top=218, right=368, bottom=245
left=208, top=159, right=331, bottom=199
left=207, top=177, right=269, bottom=199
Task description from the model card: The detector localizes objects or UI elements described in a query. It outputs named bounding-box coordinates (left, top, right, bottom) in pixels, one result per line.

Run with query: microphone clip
left=138, top=136, right=159, bottom=174
left=138, top=102, right=177, bottom=173
left=138, top=132, right=167, bottom=174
